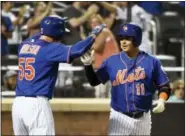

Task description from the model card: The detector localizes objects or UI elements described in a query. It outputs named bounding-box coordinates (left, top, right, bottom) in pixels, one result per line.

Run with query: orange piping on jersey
left=136, top=55, right=145, bottom=65
left=120, top=53, right=129, bottom=113
left=67, top=46, right=72, bottom=63
left=157, top=80, right=170, bottom=87
left=132, top=82, right=137, bottom=111
left=132, top=55, right=146, bottom=111
left=159, top=92, right=168, bottom=101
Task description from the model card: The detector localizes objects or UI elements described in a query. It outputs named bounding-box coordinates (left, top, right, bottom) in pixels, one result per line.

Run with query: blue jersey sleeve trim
left=157, top=80, right=170, bottom=87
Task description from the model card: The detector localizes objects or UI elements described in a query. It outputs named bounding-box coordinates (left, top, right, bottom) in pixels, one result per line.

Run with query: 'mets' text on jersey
left=16, top=35, right=71, bottom=99
left=96, top=51, right=169, bottom=112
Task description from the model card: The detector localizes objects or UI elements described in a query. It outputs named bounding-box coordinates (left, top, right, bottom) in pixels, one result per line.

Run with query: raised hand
left=89, top=24, right=106, bottom=37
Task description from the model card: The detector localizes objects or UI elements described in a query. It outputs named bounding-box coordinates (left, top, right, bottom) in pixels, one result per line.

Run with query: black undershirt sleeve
left=158, top=83, right=172, bottom=100
left=84, top=65, right=101, bottom=86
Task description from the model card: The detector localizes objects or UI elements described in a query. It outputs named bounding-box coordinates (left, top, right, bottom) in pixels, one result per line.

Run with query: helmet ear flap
left=132, top=37, right=138, bottom=47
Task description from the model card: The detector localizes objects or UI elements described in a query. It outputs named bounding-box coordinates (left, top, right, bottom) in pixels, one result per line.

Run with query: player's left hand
left=81, top=50, right=94, bottom=65
left=152, top=98, right=165, bottom=113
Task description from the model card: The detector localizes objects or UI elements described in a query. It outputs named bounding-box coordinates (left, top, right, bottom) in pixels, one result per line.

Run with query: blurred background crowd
left=1, top=1, right=185, bottom=102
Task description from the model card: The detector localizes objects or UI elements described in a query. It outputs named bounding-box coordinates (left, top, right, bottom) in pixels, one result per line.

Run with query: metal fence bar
left=148, top=20, right=157, bottom=55
left=1, top=66, right=184, bottom=72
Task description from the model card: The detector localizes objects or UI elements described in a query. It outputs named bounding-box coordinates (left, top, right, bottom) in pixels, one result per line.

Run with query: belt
left=122, top=111, right=144, bottom=119
left=114, top=108, right=144, bottom=119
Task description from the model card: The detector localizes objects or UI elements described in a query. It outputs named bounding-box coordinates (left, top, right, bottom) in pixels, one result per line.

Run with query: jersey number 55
left=18, top=57, right=35, bottom=81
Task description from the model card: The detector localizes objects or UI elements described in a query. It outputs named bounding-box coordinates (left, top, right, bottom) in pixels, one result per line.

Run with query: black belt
left=123, top=111, right=144, bottom=119
left=114, top=109, right=144, bottom=119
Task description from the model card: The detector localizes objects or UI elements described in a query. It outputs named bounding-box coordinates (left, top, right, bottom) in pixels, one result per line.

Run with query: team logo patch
left=123, top=25, right=128, bottom=31
left=45, top=20, right=51, bottom=24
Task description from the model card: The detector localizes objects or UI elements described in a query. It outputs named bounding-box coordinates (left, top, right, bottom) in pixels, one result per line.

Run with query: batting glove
left=80, top=50, right=94, bottom=65
left=89, top=24, right=106, bottom=37
left=152, top=98, right=165, bottom=113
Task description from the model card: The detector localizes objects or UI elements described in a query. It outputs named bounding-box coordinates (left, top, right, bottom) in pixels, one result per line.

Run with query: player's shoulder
left=105, top=52, right=121, bottom=62
left=143, top=51, right=160, bottom=63
left=99, top=52, right=120, bottom=66
left=23, top=33, right=41, bottom=42
left=47, top=42, right=66, bottom=49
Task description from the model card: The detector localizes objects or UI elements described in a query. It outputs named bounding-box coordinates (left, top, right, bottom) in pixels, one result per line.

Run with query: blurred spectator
left=98, top=2, right=153, bottom=54
left=1, top=16, right=14, bottom=56
left=54, top=77, right=95, bottom=98
left=61, top=2, right=99, bottom=45
left=2, top=70, right=17, bottom=91
left=80, top=14, right=119, bottom=98
left=2, top=1, right=26, bottom=45
left=26, top=2, right=53, bottom=37
left=138, top=2, right=163, bottom=16
left=2, top=1, right=25, bottom=26
left=96, top=2, right=124, bottom=35
left=168, top=79, right=184, bottom=102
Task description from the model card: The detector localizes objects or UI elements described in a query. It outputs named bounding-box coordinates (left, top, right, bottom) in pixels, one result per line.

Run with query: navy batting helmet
left=40, top=15, right=70, bottom=39
left=118, top=23, right=142, bottom=47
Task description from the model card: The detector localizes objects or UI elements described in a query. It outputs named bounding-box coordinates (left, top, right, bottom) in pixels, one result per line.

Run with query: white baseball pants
left=12, top=96, right=55, bottom=135
left=108, top=108, right=152, bottom=135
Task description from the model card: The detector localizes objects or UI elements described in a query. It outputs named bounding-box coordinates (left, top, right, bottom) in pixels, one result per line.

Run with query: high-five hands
left=89, top=24, right=106, bottom=37
left=80, top=50, right=94, bottom=65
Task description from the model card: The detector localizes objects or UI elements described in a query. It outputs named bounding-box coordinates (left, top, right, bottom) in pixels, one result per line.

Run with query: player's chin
left=121, top=47, right=130, bottom=52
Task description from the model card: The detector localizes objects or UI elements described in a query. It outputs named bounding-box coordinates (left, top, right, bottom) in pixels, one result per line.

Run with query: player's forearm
left=84, top=65, right=101, bottom=86
left=70, top=35, right=95, bottom=60
left=158, top=83, right=171, bottom=101
left=92, top=33, right=105, bottom=53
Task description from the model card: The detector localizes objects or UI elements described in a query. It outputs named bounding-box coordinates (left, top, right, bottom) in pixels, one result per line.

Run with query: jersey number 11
left=136, top=83, right=145, bottom=95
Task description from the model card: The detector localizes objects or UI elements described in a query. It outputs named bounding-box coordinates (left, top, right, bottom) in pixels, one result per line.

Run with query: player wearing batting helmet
left=12, top=15, right=106, bottom=135
left=81, top=23, right=171, bottom=135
